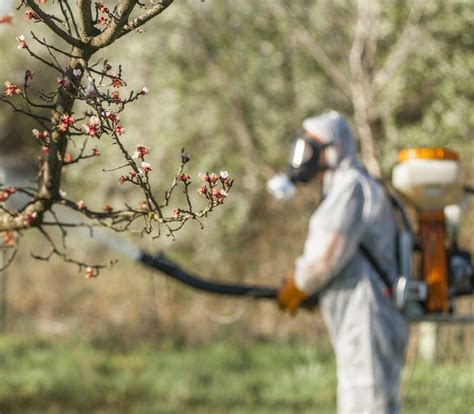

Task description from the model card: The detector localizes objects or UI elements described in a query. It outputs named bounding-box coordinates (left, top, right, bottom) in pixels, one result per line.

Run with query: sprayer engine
left=392, top=147, right=473, bottom=322
left=448, top=246, right=474, bottom=297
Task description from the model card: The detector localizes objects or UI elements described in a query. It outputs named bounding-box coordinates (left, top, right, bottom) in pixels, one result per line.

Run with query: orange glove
left=277, top=275, right=308, bottom=313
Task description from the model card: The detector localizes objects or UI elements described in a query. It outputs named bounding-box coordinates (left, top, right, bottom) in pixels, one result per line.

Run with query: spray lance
left=95, top=231, right=320, bottom=309
left=99, top=147, right=473, bottom=322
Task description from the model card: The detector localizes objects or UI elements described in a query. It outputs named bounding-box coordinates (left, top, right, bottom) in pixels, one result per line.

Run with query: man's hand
left=277, top=275, right=308, bottom=314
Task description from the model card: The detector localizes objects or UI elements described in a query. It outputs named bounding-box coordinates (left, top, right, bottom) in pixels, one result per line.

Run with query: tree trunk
left=351, top=84, right=381, bottom=178
left=0, top=48, right=91, bottom=231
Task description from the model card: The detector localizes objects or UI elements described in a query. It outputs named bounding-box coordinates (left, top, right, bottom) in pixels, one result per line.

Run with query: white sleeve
left=294, top=179, right=366, bottom=295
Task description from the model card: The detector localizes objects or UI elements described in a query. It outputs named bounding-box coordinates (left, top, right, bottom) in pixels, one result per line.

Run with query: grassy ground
left=0, top=336, right=472, bottom=414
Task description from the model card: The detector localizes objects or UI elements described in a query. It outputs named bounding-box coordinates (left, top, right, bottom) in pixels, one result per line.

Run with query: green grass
left=0, top=336, right=472, bottom=414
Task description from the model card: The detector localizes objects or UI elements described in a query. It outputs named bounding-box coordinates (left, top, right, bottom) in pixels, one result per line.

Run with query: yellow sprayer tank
left=392, top=148, right=464, bottom=313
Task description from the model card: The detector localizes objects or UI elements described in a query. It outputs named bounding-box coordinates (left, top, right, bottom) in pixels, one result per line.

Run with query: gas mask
left=267, top=133, right=332, bottom=201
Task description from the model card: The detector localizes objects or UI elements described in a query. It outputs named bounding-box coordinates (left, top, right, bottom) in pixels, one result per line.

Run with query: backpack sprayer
left=391, top=147, right=473, bottom=322
left=102, top=147, right=473, bottom=322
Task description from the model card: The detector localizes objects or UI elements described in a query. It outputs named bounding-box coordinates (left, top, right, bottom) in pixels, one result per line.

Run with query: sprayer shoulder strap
left=358, top=244, right=393, bottom=294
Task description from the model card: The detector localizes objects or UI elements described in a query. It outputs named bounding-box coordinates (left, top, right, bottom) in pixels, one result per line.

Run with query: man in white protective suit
left=267, top=111, right=409, bottom=414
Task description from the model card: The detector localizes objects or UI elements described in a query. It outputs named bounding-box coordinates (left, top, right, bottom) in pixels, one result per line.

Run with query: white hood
left=302, top=111, right=356, bottom=168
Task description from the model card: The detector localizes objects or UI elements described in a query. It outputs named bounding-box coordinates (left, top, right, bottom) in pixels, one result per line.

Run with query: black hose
left=140, top=252, right=319, bottom=308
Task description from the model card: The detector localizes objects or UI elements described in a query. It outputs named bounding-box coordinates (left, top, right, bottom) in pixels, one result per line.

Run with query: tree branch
left=118, top=0, right=174, bottom=39
left=371, top=0, right=426, bottom=97
left=90, top=0, right=138, bottom=48
left=275, top=2, right=351, bottom=99
left=77, top=0, right=95, bottom=40
left=25, top=0, right=85, bottom=48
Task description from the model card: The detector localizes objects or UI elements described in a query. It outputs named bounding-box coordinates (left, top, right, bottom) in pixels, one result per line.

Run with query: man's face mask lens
left=288, top=134, right=328, bottom=183
left=266, top=133, right=331, bottom=202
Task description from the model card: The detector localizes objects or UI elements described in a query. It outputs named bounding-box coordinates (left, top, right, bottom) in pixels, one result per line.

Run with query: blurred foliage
left=0, top=0, right=472, bottom=344
left=0, top=335, right=472, bottom=413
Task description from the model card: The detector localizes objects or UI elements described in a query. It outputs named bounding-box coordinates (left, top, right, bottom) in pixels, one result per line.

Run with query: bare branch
left=275, top=2, right=351, bottom=99
left=24, top=0, right=85, bottom=48
left=371, top=0, right=427, bottom=97
left=58, top=0, right=80, bottom=38
left=118, top=0, right=174, bottom=39
left=0, top=96, right=52, bottom=126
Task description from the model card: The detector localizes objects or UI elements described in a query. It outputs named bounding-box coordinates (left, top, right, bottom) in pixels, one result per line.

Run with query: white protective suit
left=294, top=112, right=409, bottom=414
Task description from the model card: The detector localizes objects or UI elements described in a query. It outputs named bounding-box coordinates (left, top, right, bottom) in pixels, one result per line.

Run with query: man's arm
left=294, top=179, right=366, bottom=295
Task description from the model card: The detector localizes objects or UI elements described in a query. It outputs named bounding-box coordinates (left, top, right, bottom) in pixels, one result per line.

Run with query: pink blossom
left=133, top=145, right=150, bottom=159
left=4, top=81, right=21, bottom=96
left=95, top=2, right=109, bottom=13
left=58, top=77, right=71, bottom=89
left=76, top=200, right=86, bottom=210
left=103, top=204, right=113, bottom=213
left=41, top=146, right=49, bottom=154
left=197, top=186, right=207, bottom=195
left=220, top=171, right=229, bottom=179
left=198, top=172, right=209, bottom=183
left=97, top=16, right=108, bottom=26
left=0, top=187, right=16, bottom=202
left=212, top=188, right=228, bottom=204
left=209, top=173, right=219, bottom=185
left=16, top=35, right=27, bottom=49
left=85, top=267, right=95, bottom=279
left=115, top=125, right=124, bottom=135
left=84, top=84, right=96, bottom=98
left=0, top=191, right=10, bottom=202
left=129, top=171, right=137, bottom=178
left=2, top=231, right=15, bottom=247
left=104, top=111, right=119, bottom=123
left=141, top=162, right=152, bottom=174
left=111, top=91, right=120, bottom=102
left=92, top=148, right=101, bottom=157
left=140, top=87, right=149, bottom=95
left=32, top=129, right=49, bottom=142
left=22, top=212, right=37, bottom=225
left=63, top=153, right=73, bottom=163
left=72, top=68, right=82, bottom=78
left=119, top=175, right=127, bottom=184
left=173, top=209, right=181, bottom=219
left=24, top=9, right=38, bottom=20
left=179, top=173, right=190, bottom=183
left=58, top=114, right=75, bottom=132
left=111, top=77, right=122, bottom=88
left=0, top=15, right=13, bottom=25
left=84, top=116, right=100, bottom=137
